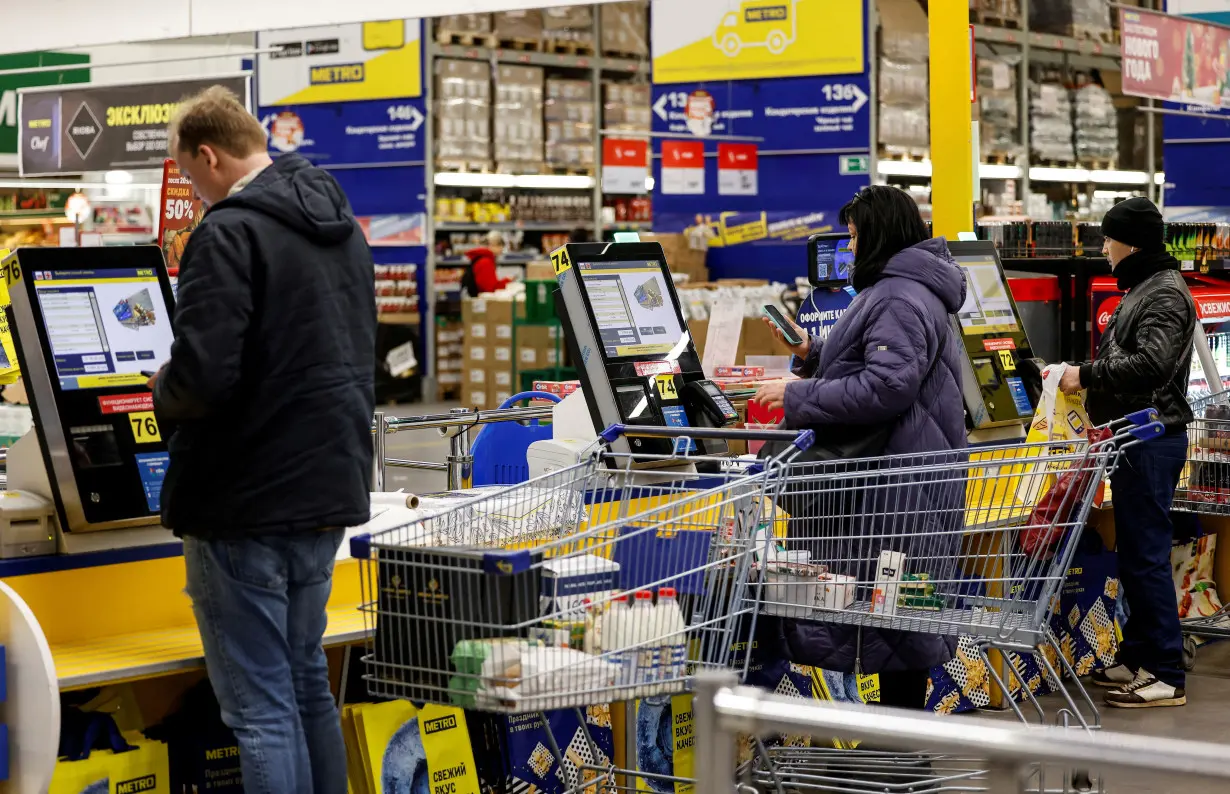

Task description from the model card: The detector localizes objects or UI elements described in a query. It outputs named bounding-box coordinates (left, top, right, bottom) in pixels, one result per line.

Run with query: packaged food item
left=818, top=573, right=857, bottom=610
left=630, top=590, right=658, bottom=685
left=657, top=587, right=687, bottom=680
left=871, top=550, right=906, bottom=616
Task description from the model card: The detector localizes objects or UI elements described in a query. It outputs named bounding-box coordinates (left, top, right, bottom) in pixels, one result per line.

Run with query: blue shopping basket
left=470, top=391, right=561, bottom=486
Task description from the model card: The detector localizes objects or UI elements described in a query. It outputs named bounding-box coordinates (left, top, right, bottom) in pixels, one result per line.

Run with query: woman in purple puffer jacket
left=754, top=186, right=968, bottom=709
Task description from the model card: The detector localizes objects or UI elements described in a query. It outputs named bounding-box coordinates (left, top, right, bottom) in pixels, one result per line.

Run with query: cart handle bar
left=600, top=423, right=814, bottom=451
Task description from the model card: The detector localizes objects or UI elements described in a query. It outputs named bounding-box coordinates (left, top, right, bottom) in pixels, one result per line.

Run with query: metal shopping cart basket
left=349, top=425, right=814, bottom=791
left=1170, top=390, right=1230, bottom=668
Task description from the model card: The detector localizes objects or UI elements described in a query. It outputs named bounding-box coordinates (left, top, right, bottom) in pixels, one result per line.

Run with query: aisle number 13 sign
left=128, top=411, right=162, bottom=443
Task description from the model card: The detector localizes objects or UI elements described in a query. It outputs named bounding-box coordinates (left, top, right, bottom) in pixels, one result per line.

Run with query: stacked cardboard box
left=641, top=232, right=708, bottom=283
left=436, top=319, right=465, bottom=398
left=543, top=5, right=595, bottom=51
left=436, top=59, right=491, bottom=171
left=601, top=2, right=649, bottom=57
left=877, top=0, right=929, bottom=155
left=493, top=10, right=544, bottom=42
left=464, top=295, right=549, bottom=408
left=435, top=14, right=493, bottom=40
left=462, top=297, right=492, bottom=408
left=603, top=82, right=651, bottom=132
left=546, top=78, right=596, bottom=172
left=495, top=65, right=545, bottom=173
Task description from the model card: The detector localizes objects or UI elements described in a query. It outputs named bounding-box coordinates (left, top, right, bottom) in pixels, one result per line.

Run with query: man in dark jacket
left=154, top=86, right=374, bottom=792
left=1058, top=197, right=1195, bottom=709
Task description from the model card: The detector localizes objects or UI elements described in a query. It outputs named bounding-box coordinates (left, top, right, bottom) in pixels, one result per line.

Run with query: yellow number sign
left=129, top=411, right=162, bottom=444
left=997, top=349, right=1016, bottom=373
left=655, top=374, right=679, bottom=401
left=550, top=245, right=573, bottom=276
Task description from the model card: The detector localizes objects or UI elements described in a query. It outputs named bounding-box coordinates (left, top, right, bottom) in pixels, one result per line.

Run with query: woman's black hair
left=838, top=185, right=930, bottom=291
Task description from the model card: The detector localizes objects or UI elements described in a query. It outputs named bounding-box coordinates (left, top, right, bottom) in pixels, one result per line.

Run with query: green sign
left=0, top=52, right=90, bottom=155
left=839, top=154, right=869, bottom=176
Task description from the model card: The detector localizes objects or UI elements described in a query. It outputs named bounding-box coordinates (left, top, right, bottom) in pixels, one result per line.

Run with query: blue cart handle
left=498, top=391, right=562, bottom=408
left=1124, top=407, right=1160, bottom=426
left=1128, top=421, right=1165, bottom=442
left=600, top=423, right=814, bottom=452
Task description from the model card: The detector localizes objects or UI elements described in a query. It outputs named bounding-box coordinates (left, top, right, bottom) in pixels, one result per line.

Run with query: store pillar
left=928, top=1, right=973, bottom=239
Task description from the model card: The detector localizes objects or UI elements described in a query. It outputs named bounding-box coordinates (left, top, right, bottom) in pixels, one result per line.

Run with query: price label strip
left=128, top=411, right=162, bottom=444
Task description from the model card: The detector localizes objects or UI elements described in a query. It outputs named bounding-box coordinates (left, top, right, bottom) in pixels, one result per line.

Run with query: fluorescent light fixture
left=876, top=159, right=932, bottom=177
left=1029, top=166, right=1090, bottom=182
left=104, top=170, right=133, bottom=185
left=1155, top=171, right=1166, bottom=185
left=433, top=172, right=595, bottom=189
left=1088, top=169, right=1148, bottom=185
left=979, top=163, right=1022, bottom=179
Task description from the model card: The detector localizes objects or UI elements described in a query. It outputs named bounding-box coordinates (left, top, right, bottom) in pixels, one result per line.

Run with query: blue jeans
left=1110, top=430, right=1187, bottom=688
left=185, top=530, right=347, bottom=794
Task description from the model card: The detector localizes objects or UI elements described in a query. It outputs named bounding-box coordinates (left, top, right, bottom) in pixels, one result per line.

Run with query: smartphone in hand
left=762, top=304, right=804, bottom=346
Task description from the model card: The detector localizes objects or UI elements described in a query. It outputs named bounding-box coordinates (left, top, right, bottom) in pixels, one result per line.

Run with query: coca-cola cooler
left=1089, top=274, right=1230, bottom=396
left=1007, top=273, right=1061, bottom=363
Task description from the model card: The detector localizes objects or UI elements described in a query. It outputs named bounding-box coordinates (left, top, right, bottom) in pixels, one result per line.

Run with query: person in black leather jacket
left=1056, top=197, right=1196, bottom=709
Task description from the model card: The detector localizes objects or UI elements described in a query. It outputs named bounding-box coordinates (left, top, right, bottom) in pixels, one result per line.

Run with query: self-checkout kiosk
left=2, top=245, right=177, bottom=555
left=547, top=240, right=739, bottom=461
left=946, top=240, right=1045, bottom=440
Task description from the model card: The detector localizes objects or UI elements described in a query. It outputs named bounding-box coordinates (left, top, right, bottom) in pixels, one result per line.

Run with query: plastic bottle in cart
left=657, top=587, right=687, bottom=682
left=602, top=595, right=633, bottom=685
left=582, top=598, right=602, bottom=655
left=631, top=590, right=659, bottom=685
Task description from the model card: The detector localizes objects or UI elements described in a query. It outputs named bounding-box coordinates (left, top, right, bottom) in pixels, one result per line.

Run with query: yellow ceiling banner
left=256, top=20, right=421, bottom=105
left=652, top=0, right=864, bottom=84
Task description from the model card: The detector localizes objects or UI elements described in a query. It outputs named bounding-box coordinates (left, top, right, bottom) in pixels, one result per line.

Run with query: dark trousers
left=878, top=669, right=930, bottom=709
left=1110, top=430, right=1187, bottom=688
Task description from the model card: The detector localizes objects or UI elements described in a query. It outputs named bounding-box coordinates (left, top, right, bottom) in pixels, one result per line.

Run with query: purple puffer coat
left=773, top=237, right=969, bottom=674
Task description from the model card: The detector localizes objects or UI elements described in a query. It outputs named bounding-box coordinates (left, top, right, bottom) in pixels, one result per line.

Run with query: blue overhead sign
left=650, top=74, right=871, bottom=151
left=256, top=97, right=426, bottom=167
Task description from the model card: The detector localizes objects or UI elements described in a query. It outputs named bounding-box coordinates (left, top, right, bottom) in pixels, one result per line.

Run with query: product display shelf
left=425, top=11, right=651, bottom=393
left=1000, top=256, right=1111, bottom=361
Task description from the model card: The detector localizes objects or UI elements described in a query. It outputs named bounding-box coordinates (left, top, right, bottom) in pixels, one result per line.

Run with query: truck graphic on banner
left=713, top=1, right=799, bottom=57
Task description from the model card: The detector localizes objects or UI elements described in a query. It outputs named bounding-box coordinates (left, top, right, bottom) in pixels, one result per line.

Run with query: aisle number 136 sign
left=129, top=411, right=162, bottom=444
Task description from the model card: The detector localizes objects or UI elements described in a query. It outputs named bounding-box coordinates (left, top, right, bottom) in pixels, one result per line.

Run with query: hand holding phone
left=762, top=305, right=809, bottom=356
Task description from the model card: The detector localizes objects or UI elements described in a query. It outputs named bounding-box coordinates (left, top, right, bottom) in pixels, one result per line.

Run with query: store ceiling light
left=646, top=176, right=655, bottom=191
left=104, top=170, right=133, bottom=185
left=876, top=159, right=932, bottom=177
left=433, top=172, right=595, bottom=189
left=0, top=179, right=161, bottom=190
left=1088, top=169, right=1149, bottom=185
left=1029, top=166, right=1091, bottom=182
left=979, top=164, right=1023, bottom=179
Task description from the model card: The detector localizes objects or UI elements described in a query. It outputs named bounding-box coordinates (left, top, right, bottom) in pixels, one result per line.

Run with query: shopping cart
left=350, top=425, right=813, bottom=792
left=749, top=410, right=1163, bottom=735
left=1170, top=391, right=1230, bottom=668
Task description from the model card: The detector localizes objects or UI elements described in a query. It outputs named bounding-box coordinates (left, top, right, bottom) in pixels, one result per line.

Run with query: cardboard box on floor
left=642, top=232, right=709, bottom=283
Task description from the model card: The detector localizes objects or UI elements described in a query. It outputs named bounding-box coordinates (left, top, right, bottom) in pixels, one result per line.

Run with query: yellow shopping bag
left=108, top=735, right=170, bottom=793
left=49, top=753, right=111, bottom=794
left=1015, top=365, right=1093, bottom=506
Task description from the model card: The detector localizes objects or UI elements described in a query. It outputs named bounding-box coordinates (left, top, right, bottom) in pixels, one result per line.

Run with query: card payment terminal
left=551, top=240, right=738, bottom=459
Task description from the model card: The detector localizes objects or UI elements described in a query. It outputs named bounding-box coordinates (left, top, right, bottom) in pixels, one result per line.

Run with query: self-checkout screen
left=578, top=260, right=685, bottom=358
left=33, top=267, right=174, bottom=391
left=954, top=254, right=1019, bottom=335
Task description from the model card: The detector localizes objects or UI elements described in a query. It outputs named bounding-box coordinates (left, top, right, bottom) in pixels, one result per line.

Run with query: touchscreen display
left=33, top=267, right=174, bottom=390
left=812, top=236, right=854, bottom=285
left=578, top=260, right=686, bottom=358
left=953, top=254, right=1019, bottom=334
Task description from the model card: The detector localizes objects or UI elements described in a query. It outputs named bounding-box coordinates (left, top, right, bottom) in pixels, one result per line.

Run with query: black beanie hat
left=1101, top=196, right=1165, bottom=252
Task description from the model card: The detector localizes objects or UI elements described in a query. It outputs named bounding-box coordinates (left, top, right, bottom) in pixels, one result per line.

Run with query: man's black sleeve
left=154, top=221, right=253, bottom=421
left=1081, top=290, right=1194, bottom=394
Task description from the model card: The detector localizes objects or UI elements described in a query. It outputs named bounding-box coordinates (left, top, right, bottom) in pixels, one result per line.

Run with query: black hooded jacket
left=154, top=154, right=376, bottom=537
left=1079, top=249, right=1196, bottom=429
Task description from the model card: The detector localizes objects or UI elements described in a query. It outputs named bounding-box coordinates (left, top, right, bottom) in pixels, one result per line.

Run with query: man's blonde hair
left=168, top=85, right=267, bottom=157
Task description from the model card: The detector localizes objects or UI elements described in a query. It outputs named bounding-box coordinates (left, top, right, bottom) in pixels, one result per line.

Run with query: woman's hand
left=762, top=314, right=810, bottom=358
left=753, top=379, right=790, bottom=412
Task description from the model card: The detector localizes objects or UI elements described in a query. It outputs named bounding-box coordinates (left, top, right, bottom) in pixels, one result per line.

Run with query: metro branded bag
left=50, top=710, right=170, bottom=794
left=1018, top=366, right=1104, bottom=559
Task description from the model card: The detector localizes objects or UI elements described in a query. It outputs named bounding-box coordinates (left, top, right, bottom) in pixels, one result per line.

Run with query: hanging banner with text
left=1119, top=7, right=1230, bottom=108
left=651, top=0, right=863, bottom=84
left=19, top=74, right=250, bottom=176
left=157, top=159, right=204, bottom=276
left=661, top=139, right=705, bottom=195
left=717, top=142, right=758, bottom=196
left=258, top=98, right=425, bottom=166
left=601, top=137, right=649, bottom=194
left=257, top=19, right=422, bottom=105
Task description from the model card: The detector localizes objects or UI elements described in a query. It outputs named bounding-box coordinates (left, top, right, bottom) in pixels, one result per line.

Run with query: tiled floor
left=379, top=401, right=1230, bottom=792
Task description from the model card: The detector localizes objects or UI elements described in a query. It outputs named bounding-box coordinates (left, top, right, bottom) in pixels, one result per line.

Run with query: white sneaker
left=1104, top=669, right=1186, bottom=709
left=1090, top=664, right=1134, bottom=689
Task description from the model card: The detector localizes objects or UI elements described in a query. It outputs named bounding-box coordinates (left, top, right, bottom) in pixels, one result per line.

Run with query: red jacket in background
left=465, top=247, right=510, bottom=294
